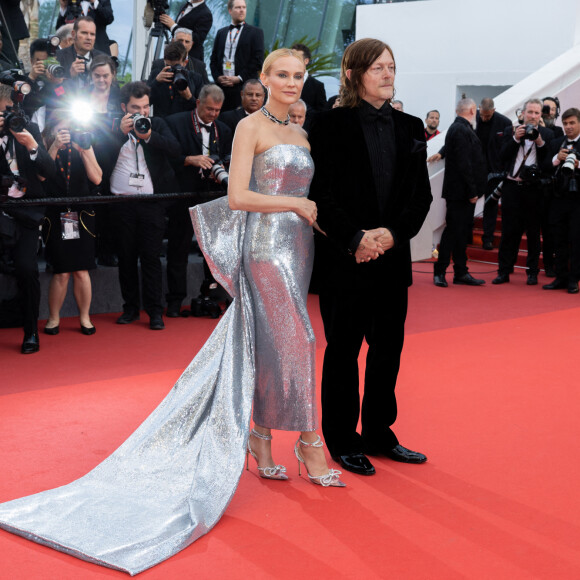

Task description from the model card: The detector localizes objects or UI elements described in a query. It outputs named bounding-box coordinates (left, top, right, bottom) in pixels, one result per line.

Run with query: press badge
left=224, top=61, right=235, bottom=76
left=61, top=211, right=80, bottom=240
left=129, top=173, right=145, bottom=187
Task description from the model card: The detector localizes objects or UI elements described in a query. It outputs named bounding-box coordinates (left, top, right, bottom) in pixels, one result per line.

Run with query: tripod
left=141, top=21, right=171, bottom=81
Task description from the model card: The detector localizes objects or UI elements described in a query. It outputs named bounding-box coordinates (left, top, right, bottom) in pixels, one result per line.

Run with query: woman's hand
left=54, top=129, right=71, bottom=150
left=293, top=198, right=317, bottom=225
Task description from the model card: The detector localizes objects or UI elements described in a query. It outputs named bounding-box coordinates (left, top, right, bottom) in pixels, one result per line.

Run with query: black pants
left=497, top=180, right=542, bottom=276
left=434, top=199, right=476, bottom=277
left=541, top=195, right=555, bottom=271
left=319, top=284, right=408, bottom=456
left=112, top=200, right=165, bottom=317
left=13, top=223, right=40, bottom=336
left=550, top=197, right=580, bottom=282
left=482, top=183, right=499, bottom=245
left=166, top=201, right=194, bottom=305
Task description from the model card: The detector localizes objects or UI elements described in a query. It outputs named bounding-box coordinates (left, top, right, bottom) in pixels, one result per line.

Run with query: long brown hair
left=339, top=38, right=396, bottom=109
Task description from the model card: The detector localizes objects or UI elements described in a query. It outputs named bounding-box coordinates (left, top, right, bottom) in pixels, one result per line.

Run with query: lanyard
left=191, top=112, right=219, bottom=155
left=56, top=146, right=73, bottom=195
left=228, top=27, right=241, bottom=60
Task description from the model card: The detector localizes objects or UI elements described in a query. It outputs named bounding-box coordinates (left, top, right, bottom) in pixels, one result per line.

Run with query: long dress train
left=0, top=144, right=315, bottom=575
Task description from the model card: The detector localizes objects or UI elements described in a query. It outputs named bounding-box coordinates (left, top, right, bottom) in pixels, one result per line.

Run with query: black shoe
left=97, top=254, right=119, bottom=267
left=166, top=301, right=182, bottom=318
left=526, top=274, right=538, bottom=286
left=453, top=273, right=485, bottom=286
left=568, top=282, right=579, bottom=294
left=492, top=274, right=510, bottom=284
left=43, top=324, right=59, bottom=335
left=543, top=278, right=568, bottom=290
left=21, top=333, right=39, bottom=354
left=80, top=324, right=96, bottom=335
left=117, top=311, right=140, bottom=325
left=331, top=453, right=376, bottom=476
left=367, top=444, right=427, bottom=464
left=545, top=267, right=556, bottom=278
left=149, top=314, right=165, bottom=330
left=433, top=274, right=448, bottom=287
left=482, top=241, right=494, bottom=250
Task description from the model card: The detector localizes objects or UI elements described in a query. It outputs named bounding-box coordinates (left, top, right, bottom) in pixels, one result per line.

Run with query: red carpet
left=1, top=265, right=580, bottom=579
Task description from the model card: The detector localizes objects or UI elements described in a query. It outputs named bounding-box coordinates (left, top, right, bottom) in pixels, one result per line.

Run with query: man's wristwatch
left=29, top=148, right=38, bottom=155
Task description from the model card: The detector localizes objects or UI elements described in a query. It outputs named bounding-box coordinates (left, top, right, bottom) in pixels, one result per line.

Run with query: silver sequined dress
left=0, top=144, right=316, bottom=575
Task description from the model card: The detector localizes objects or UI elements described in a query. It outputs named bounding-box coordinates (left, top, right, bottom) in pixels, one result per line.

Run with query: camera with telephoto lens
left=43, top=57, right=65, bottom=79
left=131, top=114, right=152, bottom=134
left=522, top=123, right=539, bottom=141
left=206, top=154, right=231, bottom=187
left=561, top=151, right=577, bottom=175
left=170, top=65, right=188, bottom=91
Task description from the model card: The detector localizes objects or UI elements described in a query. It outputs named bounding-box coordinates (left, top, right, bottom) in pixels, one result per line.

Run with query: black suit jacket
left=164, top=111, right=232, bottom=192
left=0, top=0, right=29, bottom=41
left=173, top=1, right=213, bottom=62
left=218, top=107, right=246, bottom=134
left=442, top=116, right=486, bottom=200
left=309, top=106, right=432, bottom=292
left=56, top=45, right=106, bottom=79
left=109, top=117, right=180, bottom=194
left=475, top=110, right=511, bottom=173
left=500, top=124, right=554, bottom=177
left=152, top=57, right=208, bottom=86
left=301, top=75, right=326, bottom=132
left=56, top=0, right=114, bottom=54
left=147, top=61, right=203, bottom=118
left=210, top=24, right=264, bottom=84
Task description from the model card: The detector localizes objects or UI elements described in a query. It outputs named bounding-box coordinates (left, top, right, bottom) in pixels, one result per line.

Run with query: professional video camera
left=206, top=154, right=231, bottom=187
left=170, top=65, right=188, bottom=91
left=522, top=123, right=539, bottom=141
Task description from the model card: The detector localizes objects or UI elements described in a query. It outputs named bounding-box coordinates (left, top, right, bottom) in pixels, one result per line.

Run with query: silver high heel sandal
left=294, top=435, right=346, bottom=487
left=246, top=428, right=288, bottom=480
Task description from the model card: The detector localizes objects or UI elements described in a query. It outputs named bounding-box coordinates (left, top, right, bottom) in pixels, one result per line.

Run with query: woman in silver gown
left=0, top=49, right=342, bottom=575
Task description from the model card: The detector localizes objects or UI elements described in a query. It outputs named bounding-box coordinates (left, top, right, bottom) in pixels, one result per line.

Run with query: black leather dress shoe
left=166, top=302, right=182, bottom=318
left=568, top=281, right=579, bottom=294
left=21, top=333, right=39, bottom=354
left=453, top=273, right=485, bottom=285
left=117, top=311, right=140, bottom=324
left=526, top=274, right=538, bottom=285
left=331, top=453, right=376, bottom=475
left=543, top=278, right=568, bottom=290
left=545, top=267, right=556, bottom=278
left=383, top=445, right=427, bottom=464
left=433, top=274, right=448, bottom=287
left=492, top=274, right=510, bottom=284
left=482, top=241, right=494, bottom=250
left=149, top=314, right=165, bottom=330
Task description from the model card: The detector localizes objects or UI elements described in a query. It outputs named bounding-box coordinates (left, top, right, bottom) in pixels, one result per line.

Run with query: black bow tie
left=200, top=123, right=212, bottom=131
left=367, top=107, right=391, bottom=123
left=229, top=23, right=242, bottom=30
left=566, top=140, right=577, bottom=147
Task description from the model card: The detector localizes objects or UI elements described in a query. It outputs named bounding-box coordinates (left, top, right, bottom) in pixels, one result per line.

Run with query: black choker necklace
left=260, top=106, right=290, bottom=126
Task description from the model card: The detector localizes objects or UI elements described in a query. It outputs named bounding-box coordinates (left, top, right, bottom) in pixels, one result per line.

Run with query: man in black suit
left=147, top=41, right=202, bottom=118
left=218, top=78, right=264, bottom=134
left=492, top=98, right=554, bottom=286
left=0, top=0, right=29, bottom=68
left=55, top=16, right=105, bottom=90
left=164, top=84, right=232, bottom=317
left=0, top=84, right=55, bottom=353
left=291, top=43, right=326, bottom=131
left=159, top=0, right=212, bottom=63
left=210, top=0, right=264, bottom=112
left=476, top=98, right=511, bottom=250
left=433, top=98, right=486, bottom=287
left=56, top=0, right=114, bottom=55
left=109, top=82, right=180, bottom=330
left=173, top=27, right=209, bottom=84
left=543, top=108, right=580, bottom=294
left=309, top=39, right=432, bottom=476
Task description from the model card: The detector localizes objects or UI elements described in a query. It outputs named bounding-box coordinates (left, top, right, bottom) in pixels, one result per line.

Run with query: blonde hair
left=261, top=48, right=305, bottom=76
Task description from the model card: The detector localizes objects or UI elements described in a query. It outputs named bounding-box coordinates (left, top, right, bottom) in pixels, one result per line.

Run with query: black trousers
left=550, top=197, right=580, bottom=282
left=166, top=201, right=194, bottom=305
left=497, top=180, right=542, bottom=276
left=541, top=195, right=555, bottom=271
left=319, top=284, right=408, bottom=456
left=13, top=224, right=40, bottom=336
left=482, top=183, right=499, bottom=245
left=434, top=199, right=476, bottom=277
left=112, top=200, right=165, bottom=317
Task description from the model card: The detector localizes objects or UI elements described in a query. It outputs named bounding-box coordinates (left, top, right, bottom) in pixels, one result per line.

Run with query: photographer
left=541, top=97, right=563, bottom=139
left=56, top=0, right=114, bottom=55
left=147, top=41, right=202, bottom=118
left=492, top=98, right=554, bottom=285
left=0, top=83, right=56, bottom=353
left=542, top=108, right=580, bottom=294
left=41, top=109, right=102, bottom=336
left=109, top=81, right=180, bottom=330
left=164, top=83, right=231, bottom=317
left=56, top=16, right=105, bottom=90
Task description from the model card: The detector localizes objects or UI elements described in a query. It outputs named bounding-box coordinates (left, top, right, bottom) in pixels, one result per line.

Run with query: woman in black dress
left=42, top=111, right=103, bottom=335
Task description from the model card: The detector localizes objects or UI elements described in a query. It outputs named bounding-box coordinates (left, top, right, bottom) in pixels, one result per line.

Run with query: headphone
left=542, top=96, right=561, bottom=119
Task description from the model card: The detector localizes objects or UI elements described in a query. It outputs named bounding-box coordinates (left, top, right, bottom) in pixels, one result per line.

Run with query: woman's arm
left=76, top=145, right=103, bottom=185
left=227, top=118, right=317, bottom=224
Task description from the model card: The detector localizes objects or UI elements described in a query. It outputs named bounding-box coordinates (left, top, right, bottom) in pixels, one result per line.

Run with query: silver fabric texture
left=0, top=144, right=316, bottom=575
